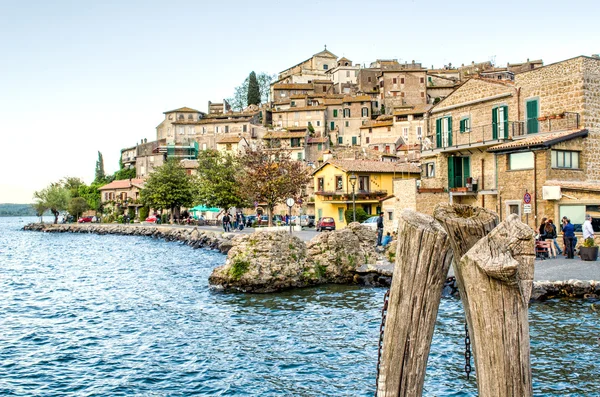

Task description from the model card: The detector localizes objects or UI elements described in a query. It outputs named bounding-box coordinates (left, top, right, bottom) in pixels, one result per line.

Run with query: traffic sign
left=523, top=192, right=531, bottom=204
left=523, top=204, right=532, bottom=214
left=286, top=198, right=295, bottom=207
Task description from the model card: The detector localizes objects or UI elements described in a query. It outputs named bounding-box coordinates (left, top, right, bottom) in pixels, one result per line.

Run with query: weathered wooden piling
left=376, top=210, right=452, bottom=396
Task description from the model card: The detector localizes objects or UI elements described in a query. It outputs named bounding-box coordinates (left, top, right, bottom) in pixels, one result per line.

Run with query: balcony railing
left=514, top=112, right=580, bottom=137
left=316, top=190, right=388, bottom=200
left=423, top=122, right=523, bottom=152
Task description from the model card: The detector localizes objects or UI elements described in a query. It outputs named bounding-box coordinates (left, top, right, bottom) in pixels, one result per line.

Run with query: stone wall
left=381, top=70, right=427, bottom=113
left=582, top=56, right=600, bottom=182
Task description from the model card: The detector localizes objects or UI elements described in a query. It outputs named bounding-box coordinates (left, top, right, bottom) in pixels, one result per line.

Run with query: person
left=382, top=232, right=392, bottom=247
left=563, top=218, right=575, bottom=259
left=583, top=214, right=595, bottom=241
left=237, top=212, right=244, bottom=231
left=544, top=220, right=558, bottom=258
left=561, top=216, right=568, bottom=255
left=538, top=217, right=548, bottom=240
left=376, top=212, right=384, bottom=246
left=546, top=219, right=562, bottom=257
left=222, top=212, right=230, bottom=232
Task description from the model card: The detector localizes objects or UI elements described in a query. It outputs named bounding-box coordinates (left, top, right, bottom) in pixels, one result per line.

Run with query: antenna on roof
left=324, top=44, right=327, bottom=50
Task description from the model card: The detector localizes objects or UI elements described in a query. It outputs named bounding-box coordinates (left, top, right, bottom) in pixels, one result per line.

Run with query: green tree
left=113, top=158, right=136, bottom=181
left=33, top=202, right=48, bottom=223
left=33, top=183, right=70, bottom=224
left=68, top=197, right=89, bottom=219
left=227, top=72, right=275, bottom=111
left=247, top=71, right=261, bottom=106
left=140, top=159, right=194, bottom=221
left=345, top=208, right=369, bottom=224
left=78, top=182, right=104, bottom=213
left=195, top=150, right=248, bottom=211
left=62, top=177, right=85, bottom=198
left=237, top=145, right=311, bottom=226
left=95, top=151, right=105, bottom=183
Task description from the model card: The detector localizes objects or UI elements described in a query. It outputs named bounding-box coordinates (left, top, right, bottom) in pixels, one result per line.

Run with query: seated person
left=382, top=232, right=392, bottom=247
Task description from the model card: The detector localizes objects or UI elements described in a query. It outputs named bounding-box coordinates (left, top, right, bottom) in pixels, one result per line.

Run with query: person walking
left=583, top=214, right=595, bottom=241
left=538, top=217, right=548, bottom=240
left=563, top=218, right=575, bottom=259
left=222, top=212, right=230, bottom=232
left=546, top=219, right=562, bottom=257
left=376, top=212, right=384, bottom=246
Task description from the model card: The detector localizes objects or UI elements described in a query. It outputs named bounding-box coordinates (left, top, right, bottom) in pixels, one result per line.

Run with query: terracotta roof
left=343, top=95, right=372, bottom=103
left=393, top=104, right=432, bottom=116
left=313, top=80, right=333, bottom=84
left=290, top=94, right=307, bottom=99
left=376, top=115, right=393, bottom=121
left=163, top=106, right=199, bottom=114
left=216, top=136, right=243, bottom=144
left=99, top=179, right=145, bottom=191
left=488, top=129, right=588, bottom=152
left=324, top=98, right=343, bottom=105
left=204, top=111, right=258, bottom=119
left=272, top=106, right=326, bottom=113
left=367, top=137, right=403, bottom=145
left=360, top=120, right=394, bottom=129
left=264, top=132, right=306, bottom=139
left=545, top=180, right=600, bottom=193
left=273, top=84, right=314, bottom=90
left=308, top=137, right=328, bottom=144
left=286, top=126, right=308, bottom=131
left=314, top=160, right=420, bottom=175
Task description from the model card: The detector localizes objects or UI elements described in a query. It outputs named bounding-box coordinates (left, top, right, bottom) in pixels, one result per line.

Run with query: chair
left=535, top=240, right=552, bottom=260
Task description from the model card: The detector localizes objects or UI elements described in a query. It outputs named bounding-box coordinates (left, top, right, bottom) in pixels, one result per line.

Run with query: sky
left=0, top=0, right=598, bottom=203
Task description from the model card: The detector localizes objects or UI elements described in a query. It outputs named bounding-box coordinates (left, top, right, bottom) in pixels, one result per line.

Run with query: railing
left=423, top=122, right=523, bottom=151
left=316, top=190, right=388, bottom=199
left=514, top=112, right=580, bottom=137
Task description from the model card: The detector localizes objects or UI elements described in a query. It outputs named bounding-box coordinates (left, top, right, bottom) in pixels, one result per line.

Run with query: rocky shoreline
left=23, top=223, right=600, bottom=300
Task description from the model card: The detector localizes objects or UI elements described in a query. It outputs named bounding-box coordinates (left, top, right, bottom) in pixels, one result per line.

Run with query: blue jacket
left=563, top=222, right=575, bottom=238
left=382, top=235, right=392, bottom=246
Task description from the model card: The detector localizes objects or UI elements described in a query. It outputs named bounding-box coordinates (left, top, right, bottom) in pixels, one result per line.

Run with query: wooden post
left=377, top=209, right=453, bottom=397
left=459, top=214, right=534, bottom=396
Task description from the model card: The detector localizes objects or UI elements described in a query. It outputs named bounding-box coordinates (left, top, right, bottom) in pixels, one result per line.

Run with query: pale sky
left=1, top=0, right=598, bottom=203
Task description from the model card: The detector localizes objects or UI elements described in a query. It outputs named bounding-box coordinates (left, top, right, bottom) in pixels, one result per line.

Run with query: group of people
left=221, top=212, right=245, bottom=232
left=538, top=214, right=595, bottom=259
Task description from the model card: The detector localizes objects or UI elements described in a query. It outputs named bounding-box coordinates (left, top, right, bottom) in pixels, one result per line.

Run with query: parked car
left=258, top=215, right=285, bottom=226
left=245, top=215, right=257, bottom=227
left=77, top=216, right=93, bottom=223
left=316, top=217, right=336, bottom=232
left=145, top=216, right=157, bottom=223
left=300, top=215, right=315, bottom=227
left=362, top=216, right=379, bottom=230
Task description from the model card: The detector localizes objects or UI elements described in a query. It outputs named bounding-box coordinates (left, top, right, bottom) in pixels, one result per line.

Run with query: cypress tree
left=247, top=71, right=261, bottom=106
left=95, top=151, right=105, bottom=183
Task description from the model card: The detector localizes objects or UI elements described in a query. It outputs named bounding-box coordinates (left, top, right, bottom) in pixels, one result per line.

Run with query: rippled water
left=0, top=217, right=598, bottom=396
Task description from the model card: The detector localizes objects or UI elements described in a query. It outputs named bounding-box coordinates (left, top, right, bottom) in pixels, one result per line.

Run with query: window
left=526, top=99, right=539, bottom=134
left=291, top=138, right=301, bottom=147
left=335, top=175, right=343, bottom=190
left=343, top=108, right=351, bottom=117
left=362, top=107, right=368, bottom=117
left=215, top=126, right=219, bottom=133
left=368, top=77, right=372, bottom=83
left=346, top=71, right=350, bottom=77
left=202, top=127, right=206, bottom=134
left=509, top=152, right=534, bottom=170
left=338, top=208, right=344, bottom=222
left=388, top=211, right=393, bottom=221
left=333, top=109, right=338, bottom=117
left=492, top=106, right=508, bottom=139
left=417, top=126, right=423, bottom=140
left=435, top=116, right=452, bottom=148
left=317, top=143, right=323, bottom=151
left=338, top=136, right=343, bottom=144
left=420, top=77, right=424, bottom=84
left=401, top=92, right=405, bottom=97
left=359, top=176, right=369, bottom=191
left=460, top=117, right=471, bottom=133
left=393, top=92, right=397, bottom=97
left=243, top=124, right=247, bottom=133
left=403, top=127, right=409, bottom=140
left=188, top=114, right=193, bottom=120
left=560, top=205, right=600, bottom=232
left=178, top=114, right=184, bottom=120
left=316, top=120, right=321, bottom=127
left=421, top=92, right=425, bottom=98
left=297, top=152, right=303, bottom=160
left=393, top=78, right=397, bottom=84
left=345, top=121, right=349, bottom=127
left=401, top=78, right=405, bottom=84
left=506, top=200, right=521, bottom=217
left=380, top=80, right=384, bottom=88
left=365, top=137, right=370, bottom=144
left=291, top=101, right=296, bottom=107
left=323, top=86, right=327, bottom=93
left=352, top=136, right=357, bottom=145
left=330, top=121, right=335, bottom=130
left=317, top=177, right=324, bottom=191
left=551, top=150, right=580, bottom=169
left=226, top=143, right=232, bottom=150
left=178, top=126, right=184, bottom=135
left=424, top=162, right=435, bottom=178
left=448, top=156, right=470, bottom=188
left=202, top=143, right=207, bottom=150
left=385, top=145, right=390, bottom=153
left=323, top=64, right=328, bottom=70
left=225, top=125, right=229, bottom=133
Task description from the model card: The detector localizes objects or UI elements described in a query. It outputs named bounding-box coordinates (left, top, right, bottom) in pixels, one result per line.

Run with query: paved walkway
left=534, top=256, right=600, bottom=281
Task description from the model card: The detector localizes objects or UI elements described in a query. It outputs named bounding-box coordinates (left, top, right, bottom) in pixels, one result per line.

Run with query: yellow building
left=312, top=160, right=421, bottom=228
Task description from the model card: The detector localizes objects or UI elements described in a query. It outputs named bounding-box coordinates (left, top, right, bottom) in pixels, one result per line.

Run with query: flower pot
left=537, top=117, right=547, bottom=122
left=579, top=246, right=598, bottom=261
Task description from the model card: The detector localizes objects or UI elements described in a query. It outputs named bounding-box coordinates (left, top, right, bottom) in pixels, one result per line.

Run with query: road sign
left=297, top=198, right=303, bottom=205
left=523, top=192, right=531, bottom=204
left=286, top=198, right=295, bottom=207
left=523, top=204, right=532, bottom=214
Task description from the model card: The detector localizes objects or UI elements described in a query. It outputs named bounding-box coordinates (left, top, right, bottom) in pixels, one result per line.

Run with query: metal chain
left=375, top=289, right=390, bottom=396
left=464, top=321, right=472, bottom=380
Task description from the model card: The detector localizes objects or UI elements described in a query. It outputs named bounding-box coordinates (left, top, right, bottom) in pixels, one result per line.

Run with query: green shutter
left=338, top=136, right=343, bottom=144
left=333, top=109, right=338, bottom=117
left=527, top=100, right=538, bottom=134
left=318, top=143, right=322, bottom=151
left=459, top=119, right=464, bottom=133
left=436, top=118, right=442, bottom=148
left=502, top=105, right=509, bottom=139
left=447, top=157, right=455, bottom=189
left=447, top=117, right=453, bottom=146
left=330, top=121, right=335, bottom=130
left=492, top=107, right=498, bottom=139
left=463, top=157, right=471, bottom=187
left=352, top=136, right=357, bottom=145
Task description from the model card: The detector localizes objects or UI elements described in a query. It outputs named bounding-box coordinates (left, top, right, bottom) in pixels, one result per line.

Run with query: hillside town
left=92, top=48, right=600, bottom=238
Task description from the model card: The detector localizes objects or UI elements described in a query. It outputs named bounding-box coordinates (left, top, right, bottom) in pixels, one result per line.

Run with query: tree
left=68, top=197, right=89, bottom=220
left=62, top=177, right=85, bottom=198
left=113, top=158, right=136, bottom=181
left=78, top=182, right=104, bottom=213
left=140, top=159, right=194, bottom=221
left=345, top=208, right=370, bottom=224
left=247, top=71, right=261, bottom=106
left=195, top=150, right=248, bottom=211
left=227, top=72, right=275, bottom=111
left=33, top=183, right=70, bottom=224
left=95, top=151, right=105, bottom=183
left=33, top=201, right=48, bottom=223
left=257, top=72, right=275, bottom=103
left=237, top=145, right=311, bottom=226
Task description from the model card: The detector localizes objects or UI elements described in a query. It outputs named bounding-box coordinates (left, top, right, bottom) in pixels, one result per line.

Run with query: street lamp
left=349, top=173, right=357, bottom=223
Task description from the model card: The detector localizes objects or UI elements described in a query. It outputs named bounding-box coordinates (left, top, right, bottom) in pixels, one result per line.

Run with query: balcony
left=316, top=190, right=388, bottom=202
left=423, top=122, right=522, bottom=154
left=514, top=112, right=580, bottom=138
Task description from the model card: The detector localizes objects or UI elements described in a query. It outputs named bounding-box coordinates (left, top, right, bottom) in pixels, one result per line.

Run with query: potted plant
left=579, top=237, right=598, bottom=261
left=538, top=116, right=548, bottom=122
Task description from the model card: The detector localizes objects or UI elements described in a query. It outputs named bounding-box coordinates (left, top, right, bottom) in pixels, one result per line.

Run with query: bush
left=127, top=207, right=135, bottom=219
left=345, top=208, right=370, bottom=224
left=103, top=214, right=115, bottom=223
left=117, top=215, right=124, bottom=224
left=583, top=237, right=597, bottom=248
left=139, top=206, right=149, bottom=220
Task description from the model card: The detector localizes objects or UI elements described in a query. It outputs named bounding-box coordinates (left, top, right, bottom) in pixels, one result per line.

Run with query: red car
left=316, top=217, right=336, bottom=232
left=78, top=216, right=93, bottom=223
left=145, top=216, right=157, bottom=223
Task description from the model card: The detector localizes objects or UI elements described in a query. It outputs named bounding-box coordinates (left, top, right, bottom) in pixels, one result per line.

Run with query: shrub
left=229, top=256, right=250, bottom=280
left=139, top=206, right=149, bottom=221
left=583, top=237, right=597, bottom=248
left=345, top=208, right=370, bottom=224
left=117, top=215, right=124, bottom=224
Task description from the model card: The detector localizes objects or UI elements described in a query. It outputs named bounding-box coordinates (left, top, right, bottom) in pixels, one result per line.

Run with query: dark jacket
left=376, top=215, right=384, bottom=229
left=538, top=224, right=547, bottom=240
left=563, top=222, right=575, bottom=238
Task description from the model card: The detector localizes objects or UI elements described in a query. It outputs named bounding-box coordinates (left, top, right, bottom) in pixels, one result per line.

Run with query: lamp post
left=349, top=173, right=357, bottom=223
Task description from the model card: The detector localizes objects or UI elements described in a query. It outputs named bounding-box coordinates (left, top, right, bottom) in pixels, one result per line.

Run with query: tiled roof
left=343, top=95, right=372, bottom=103
left=545, top=180, right=600, bottom=193
left=367, top=136, right=403, bottom=145
left=163, top=106, right=199, bottom=114
left=99, top=179, right=146, bottom=190
left=308, top=137, right=328, bottom=144
left=290, top=94, right=307, bottom=99
left=197, top=117, right=252, bottom=125
left=488, top=129, right=588, bottom=152
left=316, top=160, right=420, bottom=174
left=376, top=115, right=393, bottom=121
left=216, top=136, right=243, bottom=144
left=324, top=98, right=343, bottom=105
left=393, top=104, right=432, bottom=116
left=360, top=120, right=393, bottom=129
left=286, top=126, right=308, bottom=131
left=264, top=132, right=306, bottom=139
left=272, top=106, right=326, bottom=113
left=273, top=83, right=314, bottom=90
left=313, top=79, right=333, bottom=84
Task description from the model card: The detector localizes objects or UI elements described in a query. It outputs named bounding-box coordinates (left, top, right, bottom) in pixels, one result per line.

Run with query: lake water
left=0, top=217, right=598, bottom=396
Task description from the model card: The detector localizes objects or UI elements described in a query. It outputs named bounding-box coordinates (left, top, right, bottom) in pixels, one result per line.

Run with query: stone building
left=329, top=95, right=373, bottom=146
left=120, top=145, right=137, bottom=169
left=377, top=61, right=428, bottom=114
left=156, top=107, right=205, bottom=144
left=413, top=55, right=600, bottom=234
left=326, top=57, right=360, bottom=94
left=194, top=106, right=266, bottom=151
